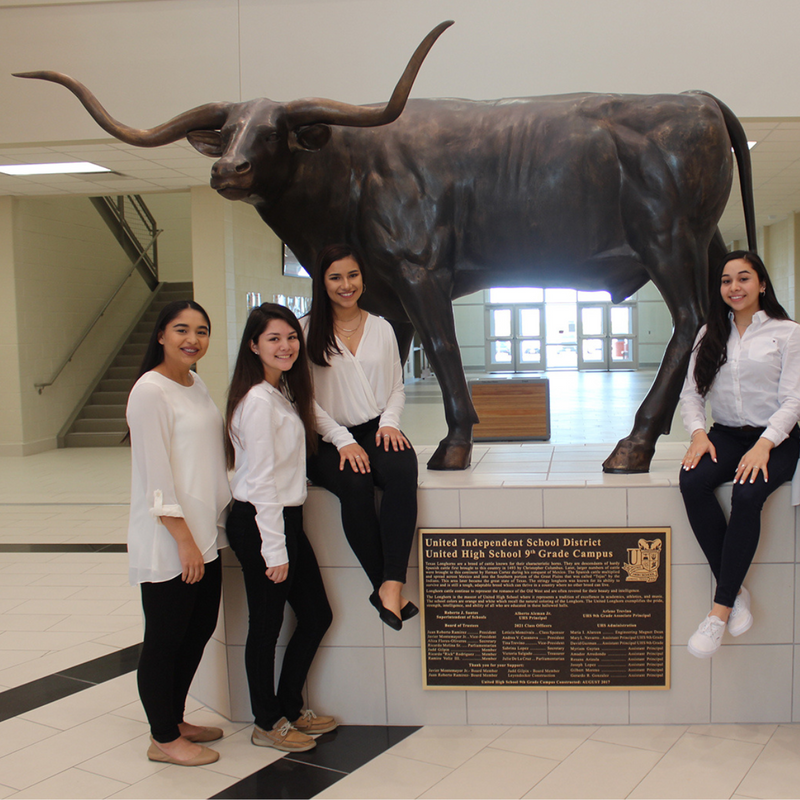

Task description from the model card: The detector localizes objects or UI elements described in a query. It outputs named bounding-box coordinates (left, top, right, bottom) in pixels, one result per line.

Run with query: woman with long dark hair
left=126, top=300, right=231, bottom=766
left=304, top=244, right=419, bottom=631
left=680, top=250, right=800, bottom=658
left=226, top=303, right=334, bottom=752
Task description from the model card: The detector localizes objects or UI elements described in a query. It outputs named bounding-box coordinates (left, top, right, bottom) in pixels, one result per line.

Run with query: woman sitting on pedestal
left=304, top=244, right=419, bottom=630
left=679, top=250, right=800, bottom=658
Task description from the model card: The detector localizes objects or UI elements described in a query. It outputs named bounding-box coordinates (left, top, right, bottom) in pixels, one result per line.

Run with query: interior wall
left=4, top=0, right=800, bottom=147
left=143, top=192, right=192, bottom=283
left=5, top=196, right=151, bottom=454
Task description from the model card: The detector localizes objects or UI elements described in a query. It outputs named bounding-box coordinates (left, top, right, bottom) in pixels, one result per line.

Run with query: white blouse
left=229, top=381, right=307, bottom=568
left=680, top=311, right=800, bottom=446
left=303, top=314, right=405, bottom=450
left=126, top=371, right=231, bottom=586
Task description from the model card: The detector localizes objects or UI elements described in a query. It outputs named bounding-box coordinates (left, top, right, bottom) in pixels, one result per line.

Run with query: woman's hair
left=305, top=243, right=365, bottom=367
left=693, top=250, right=790, bottom=396
left=137, top=299, right=211, bottom=379
left=225, top=302, right=317, bottom=469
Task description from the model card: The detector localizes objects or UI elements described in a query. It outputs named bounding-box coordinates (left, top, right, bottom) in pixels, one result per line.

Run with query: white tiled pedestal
left=191, top=443, right=800, bottom=726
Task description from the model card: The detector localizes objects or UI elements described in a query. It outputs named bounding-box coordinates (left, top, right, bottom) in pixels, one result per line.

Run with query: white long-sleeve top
left=126, top=371, right=231, bottom=585
left=228, top=381, right=307, bottom=567
left=680, top=311, right=800, bottom=447
left=302, top=314, right=406, bottom=450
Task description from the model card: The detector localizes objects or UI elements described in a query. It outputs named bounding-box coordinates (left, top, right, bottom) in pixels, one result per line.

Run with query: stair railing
left=34, top=233, right=162, bottom=393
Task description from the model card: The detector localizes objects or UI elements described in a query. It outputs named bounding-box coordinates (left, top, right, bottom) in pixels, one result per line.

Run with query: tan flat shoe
left=147, top=740, right=219, bottom=766
left=183, top=726, right=223, bottom=743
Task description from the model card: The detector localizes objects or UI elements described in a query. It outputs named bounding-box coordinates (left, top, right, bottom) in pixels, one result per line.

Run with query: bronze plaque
left=420, top=528, right=670, bottom=690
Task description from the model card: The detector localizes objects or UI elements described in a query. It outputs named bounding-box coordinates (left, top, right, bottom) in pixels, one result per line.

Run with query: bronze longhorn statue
left=15, top=20, right=756, bottom=473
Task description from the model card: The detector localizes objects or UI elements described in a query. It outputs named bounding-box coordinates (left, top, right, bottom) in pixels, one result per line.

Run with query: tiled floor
left=1, top=369, right=799, bottom=799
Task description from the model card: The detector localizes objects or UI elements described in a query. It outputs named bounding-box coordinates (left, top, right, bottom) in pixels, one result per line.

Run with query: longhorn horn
left=12, top=71, right=231, bottom=147
left=284, top=20, right=453, bottom=129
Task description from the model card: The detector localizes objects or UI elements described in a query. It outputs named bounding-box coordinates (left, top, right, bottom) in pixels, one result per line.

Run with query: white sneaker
left=688, top=615, right=727, bottom=658
left=728, top=587, right=753, bottom=637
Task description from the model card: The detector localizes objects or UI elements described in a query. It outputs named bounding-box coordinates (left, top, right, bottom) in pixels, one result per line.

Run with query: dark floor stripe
left=0, top=643, right=141, bottom=723
left=211, top=725, right=420, bottom=799
left=0, top=543, right=127, bottom=552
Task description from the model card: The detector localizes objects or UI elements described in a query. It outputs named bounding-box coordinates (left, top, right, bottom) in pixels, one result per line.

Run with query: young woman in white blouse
left=304, top=244, right=419, bottom=631
left=226, top=303, right=334, bottom=753
left=126, top=300, right=231, bottom=767
left=680, top=251, right=800, bottom=658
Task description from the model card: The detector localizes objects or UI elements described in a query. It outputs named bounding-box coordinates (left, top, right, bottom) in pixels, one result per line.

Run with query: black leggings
left=679, top=424, right=799, bottom=607
left=307, top=417, right=418, bottom=588
left=138, top=556, right=221, bottom=743
left=226, top=502, right=332, bottom=731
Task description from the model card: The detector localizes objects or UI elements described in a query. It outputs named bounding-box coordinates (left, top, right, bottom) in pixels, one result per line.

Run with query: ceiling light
left=0, top=161, right=111, bottom=176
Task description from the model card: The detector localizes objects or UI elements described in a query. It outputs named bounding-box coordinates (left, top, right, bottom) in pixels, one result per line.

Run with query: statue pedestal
left=191, top=442, right=800, bottom=726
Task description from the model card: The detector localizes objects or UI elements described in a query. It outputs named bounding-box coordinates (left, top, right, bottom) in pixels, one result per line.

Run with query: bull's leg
left=603, top=237, right=708, bottom=474
left=388, top=319, right=416, bottom=367
left=395, top=277, right=477, bottom=470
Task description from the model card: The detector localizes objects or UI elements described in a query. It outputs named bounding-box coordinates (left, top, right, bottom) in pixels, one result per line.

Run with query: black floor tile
left=211, top=759, right=344, bottom=799
left=0, top=674, right=89, bottom=723
left=59, top=643, right=141, bottom=683
left=0, top=543, right=126, bottom=552
left=286, top=724, right=419, bottom=773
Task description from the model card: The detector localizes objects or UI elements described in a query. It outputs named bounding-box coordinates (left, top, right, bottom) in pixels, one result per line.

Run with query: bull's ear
left=186, top=130, right=225, bottom=157
left=289, top=124, right=331, bottom=152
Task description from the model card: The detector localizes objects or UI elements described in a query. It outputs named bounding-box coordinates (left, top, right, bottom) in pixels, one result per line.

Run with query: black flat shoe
left=369, top=590, right=402, bottom=631
left=400, top=601, right=419, bottom=622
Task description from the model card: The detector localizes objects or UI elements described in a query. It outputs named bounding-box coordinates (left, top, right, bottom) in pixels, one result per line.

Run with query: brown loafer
left=147, top=739, right=219, bottom=766
left=183, top=726, right=223, bottom=743
left=292, top=709, right=338, bottom=735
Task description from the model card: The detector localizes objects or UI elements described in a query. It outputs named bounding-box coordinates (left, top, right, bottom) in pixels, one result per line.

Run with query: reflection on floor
left=1, top=371, right=798, bottom=799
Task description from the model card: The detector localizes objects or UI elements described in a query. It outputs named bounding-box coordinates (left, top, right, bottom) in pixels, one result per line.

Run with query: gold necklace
left=335, top=312, right=363, bottom=338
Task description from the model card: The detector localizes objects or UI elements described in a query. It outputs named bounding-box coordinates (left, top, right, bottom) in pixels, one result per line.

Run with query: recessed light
left=0, top=162, right=111, bottom=176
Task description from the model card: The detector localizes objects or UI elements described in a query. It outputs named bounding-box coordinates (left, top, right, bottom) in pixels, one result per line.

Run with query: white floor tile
left=21, top=672, right=139, bottom=730
left=0, top=630, right=104, bottom=651
left=524, top=738, right=662, bottom=799
left=687, top=723, right=777, bottom=745
left=737, top=724, right=800, bottom=799
left=589, top=723, right=687, bottom=752
left=199, top=726, right=284, bottom=779
left=386, top=726, right=507, bottom=769
left=0, top=717, right=59, bottom=759
left=9, top=766, right=129, bottom=799
left=106, top=763, right=236, bottom=800
left=491, top=725, right=597, bottom=761
left=628, top=731, right=764, bottom=799
left=315, top=751, right=451, bottom=799
left=0, top=642, right=117, bottom=689
left=419, top=746, right=558, bottom=799
left=0, top=614, right=66, bottom=632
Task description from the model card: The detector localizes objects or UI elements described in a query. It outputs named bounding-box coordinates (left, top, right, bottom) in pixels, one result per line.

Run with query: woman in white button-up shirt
left=304, top=244, right=419, bottom=632
left=679, top=251, right=800, bottom=659
left=225, top=303, right=334, bottom=753
left=126, top=300, right=231, bottom=767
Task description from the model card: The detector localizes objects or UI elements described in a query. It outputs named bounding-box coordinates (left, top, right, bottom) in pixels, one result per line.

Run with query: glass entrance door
left=486, top=304, right=545, bottom=371
left=577, top=300, right=638, bottom=370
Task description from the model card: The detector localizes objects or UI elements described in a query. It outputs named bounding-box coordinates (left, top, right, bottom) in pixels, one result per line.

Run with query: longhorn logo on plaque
left=623, top=539, right=662, bottom=582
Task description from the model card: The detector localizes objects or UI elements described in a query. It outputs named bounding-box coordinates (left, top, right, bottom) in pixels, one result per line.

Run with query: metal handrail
left=96, top=195, right=159, bottom=284
left=34, top=231, right=161, bottom=394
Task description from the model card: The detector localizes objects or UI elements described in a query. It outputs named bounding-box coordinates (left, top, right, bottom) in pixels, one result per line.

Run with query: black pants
left=307, top=417, right=418, bottom=588
left=138, top=556, right=222, bottom=743
left=679, top=424, right=799, bottom=607
left=226, top=502, right=332, bottom=731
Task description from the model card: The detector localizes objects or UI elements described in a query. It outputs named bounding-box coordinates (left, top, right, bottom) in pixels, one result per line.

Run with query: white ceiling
left=1, top=118, right=799, bottom=245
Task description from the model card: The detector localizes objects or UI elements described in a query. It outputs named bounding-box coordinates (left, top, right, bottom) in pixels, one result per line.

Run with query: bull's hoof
left=427, top=439, right=472, bottom=471
left=602, top=438, right=654, bottom=474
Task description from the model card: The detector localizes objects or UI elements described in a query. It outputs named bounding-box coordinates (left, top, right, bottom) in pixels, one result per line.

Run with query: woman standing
left=680, top=250, right=800, bottom=658
left=127, top=300, right=231, bottom=766
left=226, top=303, right=334, bottom=752
left=304, top=244, right=419, bottom=630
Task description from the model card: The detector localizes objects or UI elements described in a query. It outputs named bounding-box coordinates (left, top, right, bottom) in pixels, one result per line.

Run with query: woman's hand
left=339, top=443, right=371, bottom=473
left=682, top=430, right=717, bottom=470
left=176, top=539, right=205, bottom=584
left=266, top=562, right=289, bottom=584
left=735, top=437, right=774, bottom=484
left=160, top=516, right=205, bottom=583
left=376, top=426, right=410, bottom=452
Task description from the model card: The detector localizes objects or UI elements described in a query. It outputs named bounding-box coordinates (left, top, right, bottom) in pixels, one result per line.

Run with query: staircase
left=64, top=282, right=194, bottom=447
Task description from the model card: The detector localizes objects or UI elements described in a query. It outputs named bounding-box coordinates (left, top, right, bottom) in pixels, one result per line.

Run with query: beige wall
left=190, top=187, right=312, bottom=412
left=1, top=196, right=151, bottom=454
left=145, top=192, right=192, bottom=283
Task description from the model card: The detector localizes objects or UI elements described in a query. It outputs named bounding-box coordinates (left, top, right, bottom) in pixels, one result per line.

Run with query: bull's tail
left=688, top=91, right=757, bottom=253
